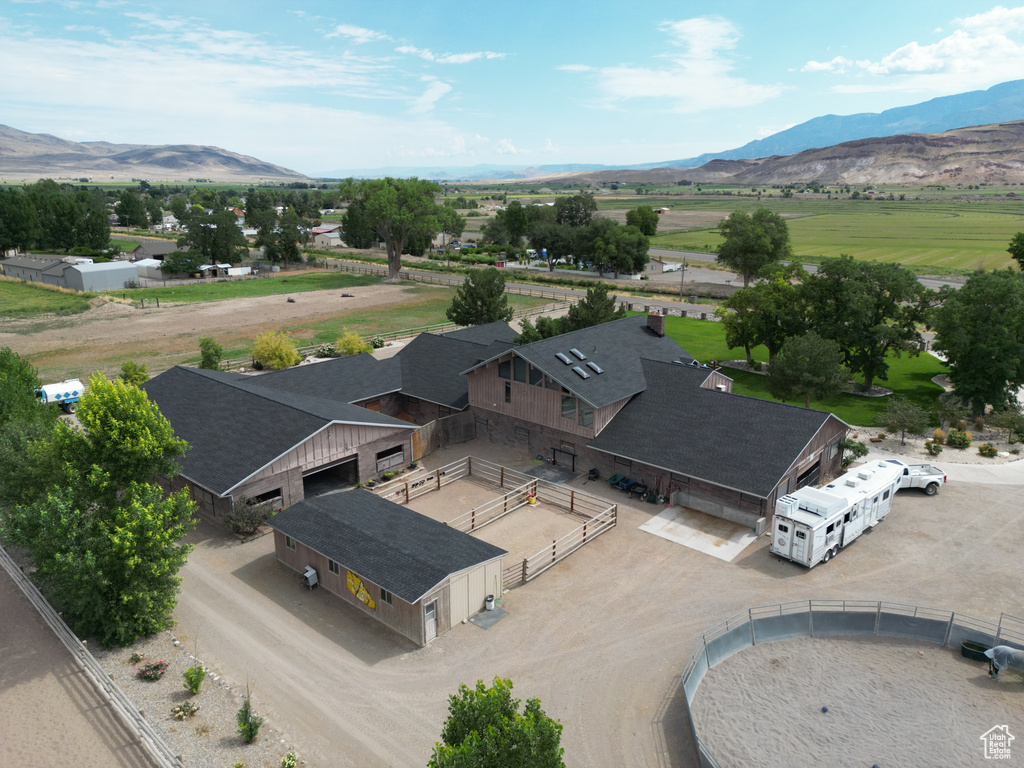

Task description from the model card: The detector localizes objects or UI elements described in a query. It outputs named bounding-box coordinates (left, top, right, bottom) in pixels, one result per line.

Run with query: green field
left=0, top=279, right=96, bottom=318
left=127, top=271, right=380, bottom=305
left=654, top=314, right=947, bottom=427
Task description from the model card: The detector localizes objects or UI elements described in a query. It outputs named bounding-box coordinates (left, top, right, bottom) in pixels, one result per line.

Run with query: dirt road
left=171, top=444, right=1024, bottom=768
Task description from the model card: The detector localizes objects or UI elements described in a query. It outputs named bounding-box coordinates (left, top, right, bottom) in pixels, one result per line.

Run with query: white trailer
left=770, top=459, right=904, bottom=568
left=35, top=378, right=85, bottom=413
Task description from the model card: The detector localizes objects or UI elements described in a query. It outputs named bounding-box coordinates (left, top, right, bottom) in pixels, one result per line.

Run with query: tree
left=0, top=187, right=34, bottom=254
left=198, top=337, right=223, bottom=370
left=516, top=316, right=563, bottom=344
left=116, top=189, right=149, bottom=229
left=563, top=283, right=625, bottom=332
left=177, top=207, right=248, bottom=264
left=625, top=205, right=659, bottom=237
left=802, top=256, right=927, bottom=391
left=340, top=177, right=443, bottom=280
left=118, top=361, right=149, bottom=387
left=930, top=269, right=1024, bottom=415
left=716, top=207, right=792, bottom=287
left=0, top=348, right=60, bottom=508
left=146, top=197, right=164, bottom=227
left=528, top=220, right=575, bottom=272
left=499, top=200, right=530, bottom=248
left=437, top=205, right=466, bottom=250
left=880, top=396, right=930, bottom=445
left=715, top=269, right=806, bottom=364
left=252, top=331, right=301, bottom=370
left=160, top=250, right=204, bottom=276
left=339, top=197, right=376, bottom=249
left=767, top=332, right=848, bottom=408
left=446, top=268, right=514, bottom=326
left=608, top=225, right=649, bottom=277
left=1007, top=232, right=1024, bottom=271
left=2, top=374, right=195, bottom=647
left=428, top=678, right=565, bottom=768
left=276, top=209, right=307, bottom=267
left=554, top=192, right=597, bottom=228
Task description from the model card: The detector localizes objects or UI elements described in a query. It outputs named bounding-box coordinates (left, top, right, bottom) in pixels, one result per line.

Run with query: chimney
left=647, top=311, right=665, bottom=337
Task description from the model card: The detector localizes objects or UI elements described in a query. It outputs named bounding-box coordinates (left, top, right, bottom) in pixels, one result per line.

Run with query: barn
left=269, top=489, right=507, bottom=646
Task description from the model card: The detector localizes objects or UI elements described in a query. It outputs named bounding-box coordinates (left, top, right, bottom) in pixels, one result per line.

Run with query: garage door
left=303, top=457, right=358, bottom=498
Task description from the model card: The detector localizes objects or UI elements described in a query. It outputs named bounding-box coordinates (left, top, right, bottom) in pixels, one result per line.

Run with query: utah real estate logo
left=981, top=725, right=1014, bottom=760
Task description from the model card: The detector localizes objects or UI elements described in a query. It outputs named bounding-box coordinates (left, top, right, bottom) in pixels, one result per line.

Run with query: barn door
left=424, top=601, right=437, bottom=642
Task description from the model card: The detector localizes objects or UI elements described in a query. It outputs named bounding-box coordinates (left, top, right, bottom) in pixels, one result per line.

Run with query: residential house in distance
left=130, top=239, right=179, bottom=261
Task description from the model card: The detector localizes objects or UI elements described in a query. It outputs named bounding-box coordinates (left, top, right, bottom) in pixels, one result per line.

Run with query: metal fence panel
left=683, top=647, right=710, bottom=702
left=877, top=612, right=949, bottom=644
left=705, top=624, right=753, bottom=668
left=810, top=610, right=878, bottom=637
left=751, top=612, right=813, bottom=644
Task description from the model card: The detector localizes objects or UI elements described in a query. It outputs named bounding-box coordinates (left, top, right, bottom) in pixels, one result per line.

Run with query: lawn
left=0, top=279, right=96, bottom=318
left=653, top=314, right=948, bottom=427
left=125, top=271, right=380, bottom=305
left=646, top=198, right=1024, bottom=271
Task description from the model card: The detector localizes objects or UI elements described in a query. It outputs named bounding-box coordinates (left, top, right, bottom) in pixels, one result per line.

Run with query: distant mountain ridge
left=0, top=125, right=308, bottom=182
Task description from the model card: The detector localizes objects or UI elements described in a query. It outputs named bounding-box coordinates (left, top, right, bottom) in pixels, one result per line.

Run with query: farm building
left=130, top=239, right=179, bottom=261
left=463, top=313, right=848, bottom=528
left=268, top=489, right=506, bottom=646
left=0, top=255, right=139, bottom=291
left=142, top=323, right=518, bottom=521
left=64, top=261, right=139, bottom=291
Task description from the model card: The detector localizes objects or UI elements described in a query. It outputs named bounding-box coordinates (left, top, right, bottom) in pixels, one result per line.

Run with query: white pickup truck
left=885, top=459, right=946, bottom=495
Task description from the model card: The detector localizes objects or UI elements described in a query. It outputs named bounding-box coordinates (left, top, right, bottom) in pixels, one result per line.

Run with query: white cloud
left=955, top=5, right=1024, bottom=31
left=557, top=64, right=592, bottom=72
left=495, top=138, right=520, bottom=154
left=410, top=77, right=453, bottom=113
left=397, top=45, right=504, bottom=64
left=801, top=56, right=852, bottom=73
left=325, top=23, right=388, bottom=44
left=566, top=16, right=783, bottom=113
left=542, top=139, right=560, bottom=154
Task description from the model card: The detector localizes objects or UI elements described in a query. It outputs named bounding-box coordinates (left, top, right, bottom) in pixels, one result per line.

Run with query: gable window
left=513, top=357, right=527, bottom=383
left=828, top=441, right=839, bottom=460
left=285, top=535, right=296, bottom=551
left=529, top=366, right=544, bottom=386
left=328, top=558, right=340, bottom=575
left=380, top=587, right=394, bottom=605
left=498, top=360, right=511, bottom=379
left=544, top=375, right=560, bottom=391
left=578, top=407, right=594, bottom=428
left=561, top=395, right=576, bottom=421
left=504, top=381, right=511, bottom=403
left=614, top=456, right=632, bottom=471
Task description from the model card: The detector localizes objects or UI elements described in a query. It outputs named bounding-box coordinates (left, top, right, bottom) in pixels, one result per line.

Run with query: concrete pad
left=639, top=505, right=757, bottom=562
left=469, top=606, right=509, bottom=630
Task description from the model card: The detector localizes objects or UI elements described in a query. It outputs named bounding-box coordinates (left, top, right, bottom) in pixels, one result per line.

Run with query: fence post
left=551, top=539, right=556, bottom=563
left=156, top=297, right=159, bottom=308
left=468, top=456, right=472, bottom=477
left=521, top=558, right=527, bottom=583
left=583, top=520, right=587, bottom=543
left=570, top=490, right=575, bottom=513
left=405, top=482, right=410, bottom=504
left=500, top=466, right=505, bottom=488
left=437, top=472, right=441, bottom=491
left=749, top=608, right=756, bottom=645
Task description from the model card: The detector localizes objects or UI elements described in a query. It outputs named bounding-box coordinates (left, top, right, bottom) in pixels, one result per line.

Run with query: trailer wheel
left=62, top=402, right=76, bottom=414
left=823, top=549, right=832, bottom=563
left=924, top=482, right=939, bottom=496
left=831, top=546, right=839, bottom=560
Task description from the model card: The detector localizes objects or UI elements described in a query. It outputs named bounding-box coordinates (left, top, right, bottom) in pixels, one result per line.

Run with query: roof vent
left=586, top=361, right=604, bottom=374
left=715, top=384, right=727, bottom=392
left=688, top=360, right=701, bottom=368
left=556, top=352, right=572, bottom=364
left=572, top=366, right=591, bottom=379
left=570, top=348, right=587, bottom=360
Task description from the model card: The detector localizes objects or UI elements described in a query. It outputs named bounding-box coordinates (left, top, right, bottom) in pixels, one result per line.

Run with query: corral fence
left=0, top=544, right=184, bottom=768
left=369, top=457, right=616, bottom=590
left=412, top=410, right=477, bottom=461
left=681, top=600, right=1024, bottom=768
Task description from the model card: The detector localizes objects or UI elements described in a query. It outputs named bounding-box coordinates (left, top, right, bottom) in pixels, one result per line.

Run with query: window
left=826, top=523, right=836, bottom=534
left=439, top=406, right=451, bottom=417
left=561, top=395, right=576, bottom=421
left=670, top=473, right=690, bottom=487
left=376, top=445, right=405, bottom=472
left=828, top=441, right=839, bottom=460
left=578, top=407, right=594, bottom=428
left=285, top=535, right=296, bottom=551
left=328, top=559, right=339, bottom=575
left=795, top=530, right=806, bottom=540
left=529, top=366, right=544, bottom=386
left=778, top=523, right=789, bottom=533
left=504, top=381, right=511, bottom=403
left=614, top=456, right=632, bottom=471
left=406, top=396, right=420, bottom=405
left=782, top=477, right=792, bottom=495
left=513, top=357, right=527, bottom=383
left=380, top=587, right=394, bottom=605
left=544, top=375, right=560, bottom=391
left=498, top=360, right=511, bottom=379
left=883, top=490, right=890, bottom=500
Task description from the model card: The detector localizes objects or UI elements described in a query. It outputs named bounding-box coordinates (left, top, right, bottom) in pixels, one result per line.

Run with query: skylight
left=570, top=348, right=587, bottom=360
left=556, top=352, right=573, bottom=365
left=572, top=366, right=590, bottom=379
left=586, top=361, right=604, bottom=374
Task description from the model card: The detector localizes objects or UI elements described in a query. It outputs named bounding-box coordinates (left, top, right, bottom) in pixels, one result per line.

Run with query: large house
left=145, top=314, right=847, bottom=529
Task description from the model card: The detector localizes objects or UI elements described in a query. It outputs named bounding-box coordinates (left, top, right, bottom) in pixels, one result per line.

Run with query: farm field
left=0, top=278, right=97, bottom=318
left=125, top=270, right=379, bottom=305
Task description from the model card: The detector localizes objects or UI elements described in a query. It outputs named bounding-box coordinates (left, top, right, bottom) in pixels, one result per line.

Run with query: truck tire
left=63, top=402, right=76, bottom=414
left=924, top=482, right=939, bottom=496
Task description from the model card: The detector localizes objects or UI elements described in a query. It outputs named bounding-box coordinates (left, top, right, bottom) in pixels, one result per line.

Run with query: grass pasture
left=0, top=278, right=96, bottom=318
left=125, top=270, right=379, bottom=306
left=651, top=314, right=947, bottom=427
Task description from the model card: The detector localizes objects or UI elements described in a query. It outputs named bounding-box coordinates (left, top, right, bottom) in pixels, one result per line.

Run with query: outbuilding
left=269, top=490, right=507, bottom=646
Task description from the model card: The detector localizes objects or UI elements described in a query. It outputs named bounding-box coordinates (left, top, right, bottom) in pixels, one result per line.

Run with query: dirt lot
left=166, top=439, right=1023, bottom=768
left=0, top=282, right=422, bottom=381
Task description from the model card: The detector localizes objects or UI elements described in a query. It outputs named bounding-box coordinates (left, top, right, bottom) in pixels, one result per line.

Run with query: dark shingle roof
left=441, top=321, right=520, bottom=346
left=253, top=354, right=401, bottom=404
left=268, top=490, right=507, bottom=603
left=588, top=359, right=843, bottom=497
left=464, top=315, right=694, bottom=409
left=398, top=333, right=514, bottom=408
left=143, top=367, right=412, bottom=496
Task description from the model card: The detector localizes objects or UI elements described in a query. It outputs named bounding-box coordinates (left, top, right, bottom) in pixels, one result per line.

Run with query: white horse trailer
left=770, top=459, right=904, bottom=568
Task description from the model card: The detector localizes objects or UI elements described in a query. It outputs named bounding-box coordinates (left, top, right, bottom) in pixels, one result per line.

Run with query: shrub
left=129, top=652, right=145, bottom=664
left=1012, top=447, right=1021, bottom=455
left=370, top=337, right=385, bottom=349
left=252, top=331, right=301, bottom=370
left=956, top=419, right=968, bottom=431
left=183, top=664, right=206, bottom=695
left=314, top=343, right=337, bottom=358
left=281, top=752, right=298, bottom=768
left=172, top=700, right=200, bottom=720
left=237, top=691, right=264, bottom=744
left=926, top=441, right=944, bottom=456
left=932, top=428, right=946, bottom=445
left=978, top=443, right=998, bottom=458
left=975, top=416, right=986, bottom=432
left=337, top=330, right=371, bottom=356
left=118, top=361, right=149, bottom=387
left=750, top=360, right=763, bottom=372
left=380, top=470, right=396, bottom=481
left=136, top=660, right=168, bottom=681
left=840, top=438, right=869, bottom=468
left=947, top=429, right=972, bottom=449
left=226, top=497, right=275, bottom=535
left=199, top=337, right=223, bottom=370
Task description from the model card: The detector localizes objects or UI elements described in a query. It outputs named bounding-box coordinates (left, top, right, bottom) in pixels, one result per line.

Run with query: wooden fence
left=368, top=456, right=617, bottom=590
left=412, top=410, right=477, bottom=461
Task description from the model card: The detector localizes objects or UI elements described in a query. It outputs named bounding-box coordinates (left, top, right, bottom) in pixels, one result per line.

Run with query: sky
left=4, top=1, right=1024, bottom=176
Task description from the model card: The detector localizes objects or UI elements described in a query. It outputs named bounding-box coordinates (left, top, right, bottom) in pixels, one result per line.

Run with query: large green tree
left=930, top=269, right=1024, bottom=415
left=715, top=268, right=806, bottom=363
left=177, top=207, right=248, bottom=263
left=1007, top=232, right=1024, bottom=271
left=2, top=374, right=196, bottom=647
left=554, top=192, right=597, bottom=228
left=767, top=332, right=848, bottom=408
left=339, top=177, right=443, bottom=280
left=116, top=189, right=150, bottom=229
left=446, top=268, right=514, bottom=326
left=716, top=207, right=792, bottom=287
left=0, top=348, right=60, bottom=509
left=0, top=188, right=35, bottom=254
left=429, top=678, right=565, bottom=768
left=562, top=283, right=626, bottom=332
left=802, top=255, right=927, bottom=390
left=625, top=205, right=659, bottom=237
left=879, top=396, right=930, bottom=445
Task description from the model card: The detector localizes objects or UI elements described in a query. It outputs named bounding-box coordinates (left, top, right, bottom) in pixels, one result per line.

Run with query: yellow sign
left=347, top=571, right=376, bottom=610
